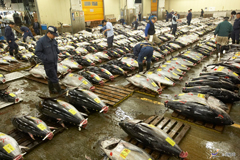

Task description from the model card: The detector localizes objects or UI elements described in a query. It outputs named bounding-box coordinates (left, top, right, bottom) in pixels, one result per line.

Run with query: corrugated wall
left=82, top=0, right=104, bottom=21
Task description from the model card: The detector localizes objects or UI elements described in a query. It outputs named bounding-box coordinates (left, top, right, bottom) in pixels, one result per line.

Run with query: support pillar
left=157, top=0, right=165, bottom=20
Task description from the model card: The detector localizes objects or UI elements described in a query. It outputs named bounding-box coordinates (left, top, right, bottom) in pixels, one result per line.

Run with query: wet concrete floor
left=1, top=45, right=240, bottom=160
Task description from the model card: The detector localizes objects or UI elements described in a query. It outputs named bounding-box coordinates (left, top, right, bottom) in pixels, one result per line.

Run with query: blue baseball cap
left=47, top=26, right=59, bottom=37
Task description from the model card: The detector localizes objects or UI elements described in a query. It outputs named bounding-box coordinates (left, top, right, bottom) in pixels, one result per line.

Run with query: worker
left=230, top=11, right=236, bottom=25
left=132, top=17, right=139, bottom=30
left=200, top=9, right=204, bottom=17
left=133, top=43, right=153, bottom=73
left=172, top=12, right=182, bottom=36
left=187, top=9, right=192, bottom=26
left=5, top=22, right=18, bottom=56
left=170, top=9, right=174, bottom=15
left=35, top=26, right=62, bottom=94
left=20, top=26, right=36, bottom=42
left=165, top=10, right=169, bottom=22
left=33, top=19, right=40, bottom=35
left=100, top=26, right=107, bottom=37
left=12, top=11, right=19, bottom=24
left=102, top=20, right=114, bottom=48
left=214, top=17, right=232, bottom=53
left=231, top=12, right=240, bottom=44
left=145, top=16, right=162, bottom=46
left=138, top=12, right=142, bottom=21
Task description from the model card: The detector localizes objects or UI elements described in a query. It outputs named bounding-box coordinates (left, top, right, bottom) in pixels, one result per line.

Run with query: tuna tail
left=79, top=118, right=88, bottom=131
left=99, top=106, right=109, bottom=113
left=42, top=131, right=55, bottom=141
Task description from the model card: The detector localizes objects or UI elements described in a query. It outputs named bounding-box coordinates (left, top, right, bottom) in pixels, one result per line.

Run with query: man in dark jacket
left=138, top=12, right=141, bottom=21
left=132, top=17, right=139, bottom=30
left=231, top=12, right=240, bottom=44
left=33, top=19, right=40, bottom=35
left=35, top=26, right=61, bottom=94
left=145, top=16, right=162, bottom=46
left=187, top=9, right=192, bottom=26
left=214, top=17, right=232, bottom=53
left=133, top=43, right=153, bottom=73
left=5, top=22, right=18, bottom=56
left=20, top=26, right=36, bottom=42
left=200, top=9, right=204, bottom=17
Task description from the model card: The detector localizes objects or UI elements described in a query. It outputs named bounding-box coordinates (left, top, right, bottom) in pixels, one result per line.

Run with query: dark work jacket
left=187, top=12, right=192, bottom=21
left=20, top=26, right=34, bottom=39
left=5, top=26, right=15, bottom=43
left=133, top=43, right=151, bottom=57
left=132, top=21, right=139, bottom=30
left=33, top=22, right=40, bottom=29
left=35, top=35, right=60, bottom=65
left=233, top=18, right=240, bottom=31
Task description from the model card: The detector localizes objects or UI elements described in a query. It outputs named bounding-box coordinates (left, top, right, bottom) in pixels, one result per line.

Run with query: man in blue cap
left=133, top=43, right=153, bottom=73
left=35, top=26, right=61, bottom=94
left=20, top=26, right=36, bottom=42
left=5, top=21, right=18, bottom=56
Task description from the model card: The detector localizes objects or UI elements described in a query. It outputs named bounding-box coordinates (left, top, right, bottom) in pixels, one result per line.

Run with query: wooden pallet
left=171, top=103, right=232, bottom=133
left=0, top=62, right=32, bottom=72
left=25, top=75, right=48, bottom=85
left=94, top=84, right=134, bottom=107
left=7, top=115, right=65, bottom=155
left=124, top=115, right=190, bottom=160
left=124, top=83, right=166, bottom=97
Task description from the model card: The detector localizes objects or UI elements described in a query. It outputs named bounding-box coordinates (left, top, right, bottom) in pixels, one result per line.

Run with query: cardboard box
left=105, top=14, right=117, bottom=23
left=90, top=20, right=101, bottom=28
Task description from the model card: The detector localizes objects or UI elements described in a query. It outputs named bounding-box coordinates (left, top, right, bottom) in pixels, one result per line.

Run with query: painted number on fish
left=69, top=74, right=73, bottom=77
left=172, top=72, right=177, bottom=76
left=0, top=133, right=6, bottom=137
left=69, top=109, right=77, bottom=115
left=37, top=124, right=47, bottom=131
left=63, top=66, right=67, bottom=69
left=94, top=98, right=100, bottom=103
left=134, top=61, right=138, bottom=64
left=165, top=77, right=170, bottom=81
left=181, top=64, right=186, bottom=67
left=197, top=93, right=205, bottom=98
left=136, top=75, right=141, bottom=77
left=3, top=144, right=15, bottom=153
left=120, top=149, right=131, bottom=159
left=173, top=58, right=178, bottom=60
left=217, top=66, right=224, bottom=71
left=148, top=72, right=153, bottom=75
left=178, top=93, right=185, bottom=96
left=165, top=137, right=175, bottom=146
left=162, top=65, right=167, bottom=67
left=95, top=76, right=100, bottom=80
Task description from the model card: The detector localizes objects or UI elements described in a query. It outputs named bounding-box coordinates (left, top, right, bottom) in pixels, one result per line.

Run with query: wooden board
left=25, top=75, right=48, bottom=85
left=5, top=72, right=26, bottom=82
left=171, top=103, right=232, bottom=133
left=124, top=83, right=166, bottom=97
left=7, top=115, right=65, bottom=154
left=0, top=62, right=32, bottom=72
left=124, top=115, right=190, bottom=160
left=94, top=84, right=134, bottom=107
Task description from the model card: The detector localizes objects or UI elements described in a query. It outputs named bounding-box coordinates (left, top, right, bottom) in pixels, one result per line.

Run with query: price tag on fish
left=69, top=74, right=73, bottom=77
left=120, top=148, right=131, bottom=159
left=165, top=137, right=175, bottom=146
left=173, top=58, right=178, bottom=60
left=95, top=76, right=100, bottom=80
left=178, top=93, right=185, bottom=96
left=177, top=69, right=181, bottom=72
left=162, top=65, right=167, bottom=67
left=123, top=57, right=127, bottom=59
left=233, top=72, right=238, bottom=77
left=69, top=108, right=77, bottom=115
left=197, top=93, right=205, bottom=98
left=63, top=66, right=67, bottom=69
left=106, top=71, right=111, bottom=75
left=172, top=72, right=178, bottom=76
left=181, top=64, right=186, bottom=67
left=165, top=77, right=170, bottom=81
left=148, top=72, right=153, bottom=75
left=136, top=75, right=141, bottom=77
left=82, top=80, right=88, bottom=85
left=37, top=124, right=47, bottom=131
left=94, top=98, right=100, bottom=103
left=126, top=64, right=131, bottom=67
left=9, top=93, right=16, bottom=97
left=3, top=144, right=15, bottom=153
left=148, top=124, right=155, bottom=128
left=134, top=61, right=138, bottom=64
left=0, top=75, right=2, bottom=77
left=217, top=66, right=224, bottom=71
left=151, top=82, right=157, bottom=87
left=157, top=69, right=162, bottom=71
left=0, top=133, right=6, bottom=137
left=73, top=62, right=77, bottom=65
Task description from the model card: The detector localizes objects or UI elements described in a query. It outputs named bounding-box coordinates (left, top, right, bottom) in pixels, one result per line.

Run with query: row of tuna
left=127, top=35, right=217, bottom=94
left=165, top=45, right=240, bottom=125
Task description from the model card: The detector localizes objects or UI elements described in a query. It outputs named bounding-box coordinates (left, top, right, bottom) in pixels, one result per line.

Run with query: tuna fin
left=122, top=143, right=143, bottom=153
left=57, top=119, right=68, bottom=129
left=82, top=106, right=90, bottom=114
left=19, top=146, right=29, bottom=149
left=28, top=132, right=35, bottom=140
left=49, top=126, right=58, bottom=130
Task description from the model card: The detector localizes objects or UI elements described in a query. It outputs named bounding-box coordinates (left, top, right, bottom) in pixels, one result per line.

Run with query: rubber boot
left=138, top=62, right=143, bottom=74
left=9, top=50, right=14, bottom=56
left=14, top=47, right=18, bottom=56
left=146, top=62, right=151, bottom=71
left=48, top=80, right=56, bottom=94
left=216, top=44, right=221, bottom=53
left=52, top=82, right=62, bottom=94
